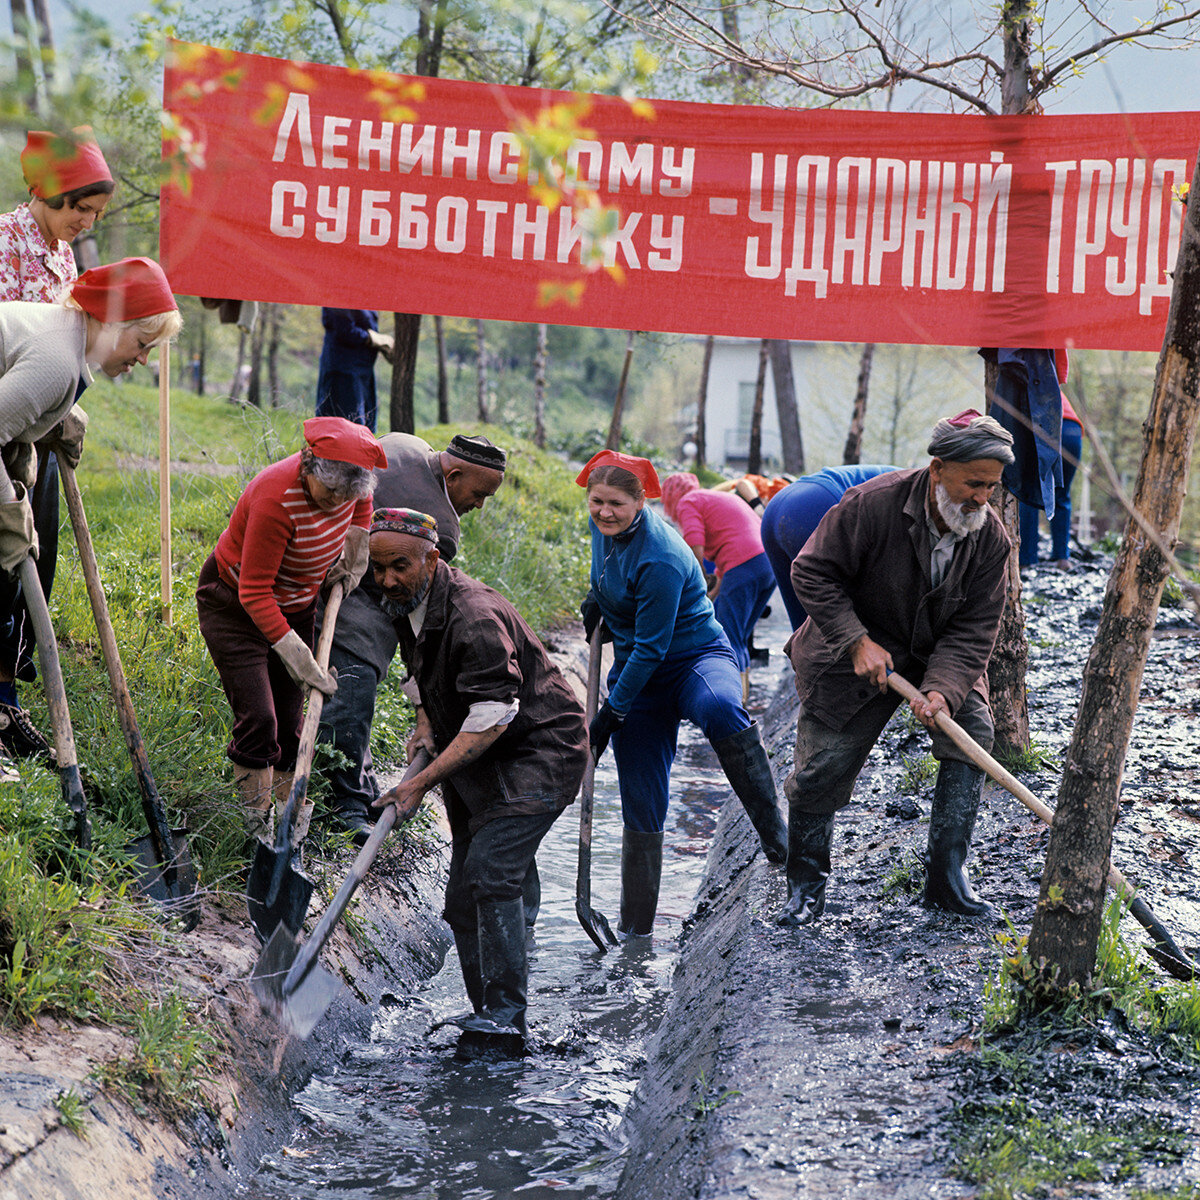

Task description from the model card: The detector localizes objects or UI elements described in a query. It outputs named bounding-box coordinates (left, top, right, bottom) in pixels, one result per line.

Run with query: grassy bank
left=0, top=379, right=590, bottom=1114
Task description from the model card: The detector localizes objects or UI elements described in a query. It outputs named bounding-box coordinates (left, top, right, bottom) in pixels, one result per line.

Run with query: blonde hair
left=64, top=295, right=183, bottom=345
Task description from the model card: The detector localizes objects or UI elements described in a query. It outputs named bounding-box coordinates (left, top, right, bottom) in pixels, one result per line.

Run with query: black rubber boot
left=777, top=811, right=834, bottom=927
left=453, top=897, right=528, bottom=1058
left=522, top=859, right=541, bottom=932
left=453, top=926, right=484, bottom=1013
left=712, top=723, right=788, bottom=863
left=924, top=760, right=992, bottom=917
left=333, top=802, right=374, bottom=847
left=618, top=829, right=663, bottom=939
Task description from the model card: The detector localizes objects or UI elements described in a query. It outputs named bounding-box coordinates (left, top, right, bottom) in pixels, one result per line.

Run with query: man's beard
left=379, top=573, right=432, bottom=618
left=935, top=483, right=989, bottom=537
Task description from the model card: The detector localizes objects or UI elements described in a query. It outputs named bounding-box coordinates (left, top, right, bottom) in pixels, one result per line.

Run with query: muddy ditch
left=616, top=552, right=1200, bottom=1200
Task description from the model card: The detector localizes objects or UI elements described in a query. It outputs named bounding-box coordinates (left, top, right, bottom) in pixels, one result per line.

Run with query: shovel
left=0, top=460, right=88, bottom=848
left=575, top=627, right=618, bottom=952
left=58, top=460, right=199, bottom=929
left=245, top=580, right=345, bottom=944
left=251, top=747, right=432, bottom=1038
left=887, top=670, right=1197, bottom=980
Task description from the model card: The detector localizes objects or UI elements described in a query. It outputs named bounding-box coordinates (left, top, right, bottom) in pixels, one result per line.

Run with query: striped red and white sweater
left=213, top=453, right=370, bottom=643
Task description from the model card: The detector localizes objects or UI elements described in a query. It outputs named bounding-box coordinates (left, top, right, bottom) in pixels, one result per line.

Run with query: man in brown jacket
left=369, top=507, right=588, bottom=1055
left=778, top=411, right=1014, bottom=926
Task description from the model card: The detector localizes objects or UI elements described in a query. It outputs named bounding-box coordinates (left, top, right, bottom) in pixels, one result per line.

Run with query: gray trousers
left=784, top=687, right=994, bottom=817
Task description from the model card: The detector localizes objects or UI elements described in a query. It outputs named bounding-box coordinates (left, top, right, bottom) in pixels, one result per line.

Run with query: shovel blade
left=129, top=829, right=201, bottom=931
left=251, top=916, right=343, bottom=1039
left=246, top=843, right=314, bottom=945
left=576, top=897, right=619, bottom=952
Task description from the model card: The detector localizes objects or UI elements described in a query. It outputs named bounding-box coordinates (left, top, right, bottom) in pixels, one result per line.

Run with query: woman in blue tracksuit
left=761, top=464, right=899, bottom=630
left=577, top=450, right=787, bottom=938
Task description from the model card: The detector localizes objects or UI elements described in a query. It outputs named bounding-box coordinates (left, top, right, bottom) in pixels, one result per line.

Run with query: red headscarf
left=575, top=449, right=662, bottom=499
left=71, top=257, right=177, bottom=324
left=21, top=127, right=111, bottom=199
left=303, top=417, right=387, bottom=469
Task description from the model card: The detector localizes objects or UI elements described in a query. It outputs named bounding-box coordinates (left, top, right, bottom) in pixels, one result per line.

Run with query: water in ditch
left=242, top=625, right=790, bottom=1199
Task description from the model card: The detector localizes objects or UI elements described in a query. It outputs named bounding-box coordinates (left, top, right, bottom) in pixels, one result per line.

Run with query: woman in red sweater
left=197, top=416, right=385, bottom=852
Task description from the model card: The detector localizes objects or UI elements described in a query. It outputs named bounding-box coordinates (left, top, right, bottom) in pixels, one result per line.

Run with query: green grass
left=898, top=751, right=938, bottom=794
left=0, top=380, right=592, bottom=1117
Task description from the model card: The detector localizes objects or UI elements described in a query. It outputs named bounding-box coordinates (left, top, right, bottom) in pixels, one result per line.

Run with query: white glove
left=0, top=484, right=37, bottom=572
left=367, top=330, right=395, bottom=361
left=43, top=406, right=89, bottom=469
left=271, top=630, right=338, bottom=695
left=325, top=526, right=369, bottom=594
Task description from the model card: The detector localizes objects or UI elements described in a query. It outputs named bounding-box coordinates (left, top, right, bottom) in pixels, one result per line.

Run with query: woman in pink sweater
left=197, top=416, right=385, bottom=850
left=661, top=473, right=777, bottom=681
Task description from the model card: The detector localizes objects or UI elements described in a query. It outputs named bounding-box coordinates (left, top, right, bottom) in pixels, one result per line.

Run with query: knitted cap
left=303, top=417, right=388, bottom=469
left=445, top=433, right=507, bottom=471
left=927, top=410, right=1015, bottom=466
left=22, top=127, right=111, bottom=199
left=70, top=257, right=177, bottom=324
left=370, top=507, right=439, bottom=543
left=575, top=449, right=662, bottom=499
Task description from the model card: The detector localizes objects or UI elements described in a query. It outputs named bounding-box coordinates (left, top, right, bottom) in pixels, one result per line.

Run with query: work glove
left=271, top=629, right=338, bottom=696
left=325, top=525, right=370, bottom=594
left=0, top=485, right=38, bottom=573
left=42, top=406, right=88, bottom=470
left=588, top=700, right=624, bottom=760
left=1, top=441, right=36, bottom=490
left=580, top=590, right=611, bottom=644
left=368, top=330, right=395, bottom=362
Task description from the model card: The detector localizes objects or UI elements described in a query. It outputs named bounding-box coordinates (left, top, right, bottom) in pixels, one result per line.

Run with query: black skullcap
left=445, top=433, right=507, bottom=472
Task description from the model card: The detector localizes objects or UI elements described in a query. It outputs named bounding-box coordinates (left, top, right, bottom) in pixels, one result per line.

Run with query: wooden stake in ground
left=159, top=342, right=172, bottom=626
left=1027, top=156, right=1200, bottom=991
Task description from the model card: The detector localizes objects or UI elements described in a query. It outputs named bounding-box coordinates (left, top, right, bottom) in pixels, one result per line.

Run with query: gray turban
left=927, top=410, right=1015, bottom=465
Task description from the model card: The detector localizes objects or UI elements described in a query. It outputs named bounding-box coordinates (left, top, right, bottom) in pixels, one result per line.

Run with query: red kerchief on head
left=303, top=417, right=388, bottom=469
left=575, top=449, right=662, bottom=499
left=22, top=127, right=111, bottom=199
left=70, top=257, right=177, bottom=324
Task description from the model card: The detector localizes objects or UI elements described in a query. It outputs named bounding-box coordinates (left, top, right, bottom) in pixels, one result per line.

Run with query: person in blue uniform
left=315, top=309, right=393, bottom=432
left=761, top=465, right=899, bottom=630
left=577, top=450, right=787, bottom=938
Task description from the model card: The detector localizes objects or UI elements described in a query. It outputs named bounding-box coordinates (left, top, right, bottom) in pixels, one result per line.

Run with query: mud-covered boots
left=452, top=926, right=484, bottom=1014
left=618, top=829, right=664, bottom=938
left=522, top=859, right=541, bottom=932
left=453, top=898, right=529, bottom=1059
left=712, top=723, right=788, bottom=863
left=924, top=760, right=992, bottom=917
left=777, top=811, right=834, bottom=927
left=235, top=766, right=274, bottom=845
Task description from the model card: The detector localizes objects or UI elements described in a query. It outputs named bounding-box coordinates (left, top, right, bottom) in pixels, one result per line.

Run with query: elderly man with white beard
left=777, top=411, right=1014, bottom=927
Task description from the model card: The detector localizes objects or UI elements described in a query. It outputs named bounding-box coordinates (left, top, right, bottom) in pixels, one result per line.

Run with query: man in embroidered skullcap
left=316, top=431, right=508, bottom=845
left=778, top=410, right=1014, bottom=927
left=368, top=507, right=587, bottom=1057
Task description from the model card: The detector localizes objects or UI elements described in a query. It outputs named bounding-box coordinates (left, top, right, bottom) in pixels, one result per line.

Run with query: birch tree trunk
left=770, top=339, right=805, bottom=473
left=694, top=334, right=713, bottom=469
left=747, top=338, right=768, bottom=475
left=533, top=322, right=548, bottom=449
left=843, top=343, right=874, bottom=465
left=1027, top=157, right=1200, bottom=990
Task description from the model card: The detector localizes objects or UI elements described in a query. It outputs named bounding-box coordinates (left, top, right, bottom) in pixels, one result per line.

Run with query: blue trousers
left=610, top=637, right=750, bottom=832
left=1019, top=418, right=1082, bottom=566
left=713, top=553, right=776, bottom=671
left=760, top=480, right=843, bottom=630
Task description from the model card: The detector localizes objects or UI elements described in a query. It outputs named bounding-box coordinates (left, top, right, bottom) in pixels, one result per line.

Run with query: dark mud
left=617, top=552, right=1200, bottom=1200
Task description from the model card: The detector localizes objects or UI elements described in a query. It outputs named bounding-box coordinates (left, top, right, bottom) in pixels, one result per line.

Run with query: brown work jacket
left=396, top=561, right=588, bottom=831
left=785, top=466, right=1010, bottom=730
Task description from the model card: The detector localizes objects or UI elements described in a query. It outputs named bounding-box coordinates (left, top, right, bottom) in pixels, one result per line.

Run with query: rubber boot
left=712, top=723, right=788, bottom=864
left=453, top=898, right=529, bottom=1059
left=453, top=926, right=485, bottom=1013
left=618, top=829, right=663, bottom=939
left=777, top=811, right=834, bottom=927
left=522, top=859, right=541, bottom=932
left=234, top=766, right=274, bottom=845
left=924, top=760, right=992, bottom=917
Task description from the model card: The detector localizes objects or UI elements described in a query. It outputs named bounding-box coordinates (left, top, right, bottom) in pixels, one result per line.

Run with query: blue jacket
left=590, top=506, right=725, bottom=714
left=319, top=309, right=380, bottom=377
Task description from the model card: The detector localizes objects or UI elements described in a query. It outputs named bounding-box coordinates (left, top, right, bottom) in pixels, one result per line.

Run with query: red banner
left=160, top=41, right=1199, bottom=351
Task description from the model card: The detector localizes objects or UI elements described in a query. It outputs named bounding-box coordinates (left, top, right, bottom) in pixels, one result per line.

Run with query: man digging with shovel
left=778, top=411, right=1014, bottom=927
left=366, top=507, right=588, bottom=1059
